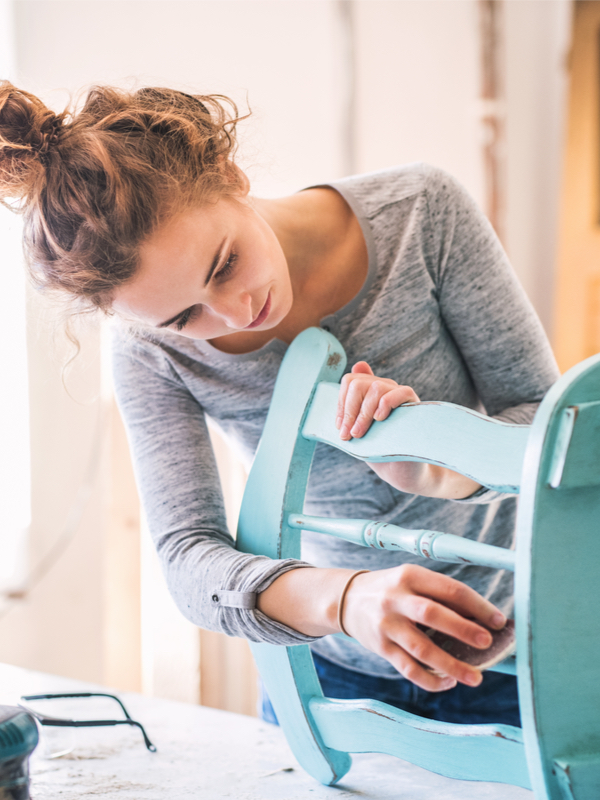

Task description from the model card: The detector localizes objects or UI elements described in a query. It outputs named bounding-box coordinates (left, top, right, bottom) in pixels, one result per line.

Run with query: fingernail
left=476, top=632, right=492, bottom=648
left=440, top=678, right=457, bottom=690
left=491, top=612, right=506, bottom=628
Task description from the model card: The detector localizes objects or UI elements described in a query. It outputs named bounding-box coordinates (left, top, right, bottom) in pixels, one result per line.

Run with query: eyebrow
left=157, top=238, right=227, bottom=328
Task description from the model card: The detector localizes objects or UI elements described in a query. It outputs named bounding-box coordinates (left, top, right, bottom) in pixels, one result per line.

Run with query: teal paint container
left=0, top=706, right=39, bottom=800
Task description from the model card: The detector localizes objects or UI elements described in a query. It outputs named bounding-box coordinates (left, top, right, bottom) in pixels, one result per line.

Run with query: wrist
left=256, top=567, right=357, bottom=637
left=337, top=570, right=370, bottom=636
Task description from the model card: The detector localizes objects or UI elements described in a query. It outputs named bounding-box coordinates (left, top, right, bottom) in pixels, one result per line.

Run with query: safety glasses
left=19, top=692, right=156, bottom=753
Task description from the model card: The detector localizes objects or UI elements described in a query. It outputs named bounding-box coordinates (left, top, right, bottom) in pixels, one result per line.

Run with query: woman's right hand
left=340, top=564, right=506, bottom=691
left=256, top=564, right=507, bottom=692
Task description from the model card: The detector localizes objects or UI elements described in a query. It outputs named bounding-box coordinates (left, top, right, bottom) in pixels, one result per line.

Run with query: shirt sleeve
left=111, top=327, right=319, bottom=644
left=422, top=165, right=560, bottom=502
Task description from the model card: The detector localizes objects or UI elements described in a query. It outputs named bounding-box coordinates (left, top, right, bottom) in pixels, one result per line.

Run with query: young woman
left=0, top=82, right=559, bottom=727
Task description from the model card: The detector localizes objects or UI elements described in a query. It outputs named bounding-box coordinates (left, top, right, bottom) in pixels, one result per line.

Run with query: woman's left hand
left=336, top=361, right=482, bottom=500
left=336, top=361, right=419, bottom=440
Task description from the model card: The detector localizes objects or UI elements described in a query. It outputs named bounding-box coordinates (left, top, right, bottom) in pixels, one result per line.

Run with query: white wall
left=504, top=0, right=572, bottom=337
left=352, top=0, right=572, bottom=334
left=0, top=0, right=30, bottom=594
left=13, top=0, right=347, bottom=195
left=353, top=0, right=483, bottom=203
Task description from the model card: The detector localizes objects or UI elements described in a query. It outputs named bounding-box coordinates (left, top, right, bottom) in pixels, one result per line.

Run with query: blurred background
left=0, top=0, right=596, bottom=717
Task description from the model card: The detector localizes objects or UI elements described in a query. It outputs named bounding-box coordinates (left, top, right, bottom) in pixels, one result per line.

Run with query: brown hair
left=0, top=82, right=248, bottom=313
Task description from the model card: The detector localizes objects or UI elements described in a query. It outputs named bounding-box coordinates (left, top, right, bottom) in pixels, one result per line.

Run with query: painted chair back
left=236, top=327, right=600, bottom=800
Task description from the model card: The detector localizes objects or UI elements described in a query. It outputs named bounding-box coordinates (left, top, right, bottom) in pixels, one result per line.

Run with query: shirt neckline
left=196, top=179, right=378, bottom=362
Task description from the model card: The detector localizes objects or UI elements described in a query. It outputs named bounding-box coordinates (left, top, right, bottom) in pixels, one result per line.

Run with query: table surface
left=0, top=663, right=533, bottom=799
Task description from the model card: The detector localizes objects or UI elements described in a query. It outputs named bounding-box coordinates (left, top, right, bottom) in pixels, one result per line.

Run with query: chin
left=277, top=293, right=294, bottom=324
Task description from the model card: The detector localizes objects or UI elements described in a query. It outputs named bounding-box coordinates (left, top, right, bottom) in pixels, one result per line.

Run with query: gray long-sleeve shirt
left=112, top=163, right=559, bottom=678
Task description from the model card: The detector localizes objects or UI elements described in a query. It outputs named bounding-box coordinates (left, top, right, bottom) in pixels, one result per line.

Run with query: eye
left=174, top=305, right=200, bottom=331
left=215, top=251, right=238, bottom=281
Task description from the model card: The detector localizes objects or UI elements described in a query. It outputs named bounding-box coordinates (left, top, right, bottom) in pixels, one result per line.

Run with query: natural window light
left=0, top=206, right=31, bottom=591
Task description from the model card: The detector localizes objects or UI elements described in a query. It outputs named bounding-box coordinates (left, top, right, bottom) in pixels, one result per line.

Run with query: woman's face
left=112, top=196, right=293, bottom=340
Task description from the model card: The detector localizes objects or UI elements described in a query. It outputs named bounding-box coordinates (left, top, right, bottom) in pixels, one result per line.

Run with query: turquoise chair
left=236, top=327, right=600, bottom=800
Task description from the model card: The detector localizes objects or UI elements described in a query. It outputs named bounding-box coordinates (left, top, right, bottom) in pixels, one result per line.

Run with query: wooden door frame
left=555, top=0, right=600, bottom=370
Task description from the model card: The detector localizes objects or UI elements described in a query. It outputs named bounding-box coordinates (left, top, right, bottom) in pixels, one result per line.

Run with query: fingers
left=343, top=382, right=398, bottom=439
left=336, top=365, right=378, bottom=432
left=379, top=564, right=511, bottom=688
left=401, top=564, right=507, bottom=632
left=341, top=564, right=506, bottom=692
left=335, top=365, right=419, bottom=441
left=381, top=635, right=459, bottom=692
left=375, top=386, right=419, bottom=421
left=401, top=594, right=497, bottom=656
left=351, top=361, right=374, bottom=375
left=383, top=620, right=481, bottom=690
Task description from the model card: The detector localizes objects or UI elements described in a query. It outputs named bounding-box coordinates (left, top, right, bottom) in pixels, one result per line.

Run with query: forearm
left=256, top=566, right=355, bottom=636
left=369, top=461, right=481, bottom=500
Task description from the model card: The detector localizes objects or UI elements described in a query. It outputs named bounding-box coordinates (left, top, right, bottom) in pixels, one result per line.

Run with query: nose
left=212, top=290, right=254, bottom=330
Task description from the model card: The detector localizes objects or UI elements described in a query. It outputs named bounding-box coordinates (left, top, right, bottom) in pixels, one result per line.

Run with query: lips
left=245, top=292, right=271, bottom=329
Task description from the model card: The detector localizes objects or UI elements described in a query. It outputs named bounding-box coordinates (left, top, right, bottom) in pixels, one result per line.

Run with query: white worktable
left=0, top=663, right=532, bottom=799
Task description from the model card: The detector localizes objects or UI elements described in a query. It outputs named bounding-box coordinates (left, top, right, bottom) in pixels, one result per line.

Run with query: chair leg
left=251, top=643, right=352, bottom=786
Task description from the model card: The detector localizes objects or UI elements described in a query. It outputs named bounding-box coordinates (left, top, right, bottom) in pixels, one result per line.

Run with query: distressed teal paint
left=549, top=401, right=600, bottom=489
left=287, top=513, right=516, bottom=571
left=303, top=381, right=529, bottom=492
left=236, top=328, right=600, bottom=797
left=553, top=757, right=600, bottom=800
left=547, top=408, right=578, bottom=489
left=236, top=328, right=350, bottom=784
left=516, top=354, right=600, bottom=800
left=488, top=655, right=517, bottom=675
left=308, top=697, right=529, bottom=787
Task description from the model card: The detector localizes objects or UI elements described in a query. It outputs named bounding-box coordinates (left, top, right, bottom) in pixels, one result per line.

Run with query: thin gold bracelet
left=337, top=570, right=369, bottom=637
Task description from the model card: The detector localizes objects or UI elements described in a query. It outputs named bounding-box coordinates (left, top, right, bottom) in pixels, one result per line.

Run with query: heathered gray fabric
left=112, top=163, right=559, bottom=679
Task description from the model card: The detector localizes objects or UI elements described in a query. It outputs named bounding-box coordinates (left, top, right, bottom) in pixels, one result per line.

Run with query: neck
left=250, top=190, right=351, bottom=290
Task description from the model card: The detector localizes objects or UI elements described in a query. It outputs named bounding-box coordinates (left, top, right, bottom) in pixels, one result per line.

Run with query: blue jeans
left=259, top=652, right=521, bottom=728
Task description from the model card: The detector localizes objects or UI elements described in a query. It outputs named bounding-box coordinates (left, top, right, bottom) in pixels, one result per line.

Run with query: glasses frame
left=19, top=692, right=157, bottom=752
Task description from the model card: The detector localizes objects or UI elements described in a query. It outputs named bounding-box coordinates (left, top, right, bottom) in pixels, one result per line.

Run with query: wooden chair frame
left=236, top=328, right=600, bottom=800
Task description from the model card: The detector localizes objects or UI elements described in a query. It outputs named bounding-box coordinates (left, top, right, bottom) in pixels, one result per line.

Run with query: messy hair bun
left=0, top=84, right=66, bottom=203
left=0, top=81, right=247, bottom=312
